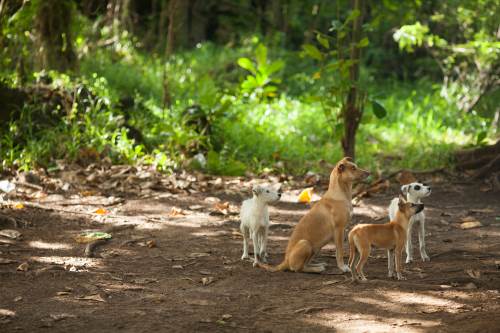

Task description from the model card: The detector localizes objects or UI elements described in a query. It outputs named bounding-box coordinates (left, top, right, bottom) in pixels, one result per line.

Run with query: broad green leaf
left=302, top=44, right=324, bottom=61
left=476, top=131, right=487, bottom=144
left=346, top=9, right=360, bottom=23
left=317, top=34, right=330, bottom=49
left=357, top=37, right=369, bottom=48
left=266, top=60, right=285, bottom=75
left=237, top=58, right=256, bottom=74
left=255, top=44, right=268, bottom=67
left=371, top=100, right=387, bottom=119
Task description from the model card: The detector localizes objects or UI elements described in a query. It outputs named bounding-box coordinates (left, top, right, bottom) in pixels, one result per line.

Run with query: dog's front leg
left=417, top=218, right=430, bottom=262
left=387, top=249, right=395, bottom=278
left=252, top=230, right=260, bottom=267
left=241, top=228, right=250, bottom=260
left=405, top=219, right=415, bottom=263
left=395, top=246, right=406, bottom=280
left=258, top=229, right=268, bottom=263
left=334, top=227, right=350, bottom=273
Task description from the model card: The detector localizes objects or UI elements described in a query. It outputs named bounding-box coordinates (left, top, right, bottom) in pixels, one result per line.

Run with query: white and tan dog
left=259, top=157, right=370, bottom=273
left=240, top=185, right=281, bottom=266
left=388, top=182, right=431, bottom=263
left=349, top=196, right=424, bottom=281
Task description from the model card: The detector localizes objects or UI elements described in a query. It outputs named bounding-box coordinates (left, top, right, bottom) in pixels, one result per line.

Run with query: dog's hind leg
left=257, top=229, right=268, bottom=263
left=417, top=219, right=430, bottom=262
left=405, top=219, right=415, bottom=263
left=387, top=249, right=395, bottom=278
left=289, top=240, right=324, bottom=273
left=241, top=227, right=250, bottom=260
left=355, top=242, right=370, bottom=281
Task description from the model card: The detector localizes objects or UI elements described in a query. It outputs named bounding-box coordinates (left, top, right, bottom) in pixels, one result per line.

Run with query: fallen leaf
left=189, top=252, right=210, bottom=258
left=14, top=296, right=23, bottom=302
left=76, top=294, right=106, bottom=302
left=0, top=229, right=22, bottom=240
left=169, top=207, right=186, bottom=217
left=17, top=262, right=29, bottom=272
left=146, top=240, right=156, bottom=248
left=56, top=291, right=71, bottom=296
left=199, top=269, right=211, bottom=275
left=465, top=269, right=481, bottom=279
left=201, top=277, right=215, bottom=286
left=74, top=231, right=112, bottom=244
left=0, top=258, right=16, bottom=264
left=298, top=188, right=313, bottom=203
left=172, top=265, right=184, bottom=269
left=460, top=221, right=482, bottom=230
left=94, top=207, right=108, bottom=215
left=211, top=202, right=230, bottom=215
left=221, top=314, right=232, bottom=320
left=49, top=313, right=77, bottom=321
left=204, top=197, right=221, bottom=204
left=13, top=203, right=24, bottom=209
left=188, top=205, right=204, bottom=210
left=322, top=280, right=342, bottom=286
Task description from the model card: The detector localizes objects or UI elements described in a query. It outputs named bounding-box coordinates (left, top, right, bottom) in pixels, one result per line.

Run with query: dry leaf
left=17, top=262, right=29, bottom=272
left=13, top=203, right=24, bottom=210
left=188, top=205, right=204, bottom=210
left=146, top=240, right=156, bottom=248
left=76, top=294, right=106, bottom=302
left=0, top=229, right=22, bottom=240
left=201, top=277, right=215, bottom=286
left=199, top=269, right=211, bottom=275
left=298, top=188, right=313, bottom=203
left=212, top=202, right=230, bottom=215
left=460, top=221, right=482, bottom=229
left=172, top=265, right=184, bottom=269
left=465, top=269, right=481, bottom=279
left=221, top=314, right=232, bottom=320
left=189, top=252, right=210, bottom=258
left=169, top=207, right=186, bottom=217
left=0, top=258, right=16, bottom=264
left=94, top=207, right=108, bottom=215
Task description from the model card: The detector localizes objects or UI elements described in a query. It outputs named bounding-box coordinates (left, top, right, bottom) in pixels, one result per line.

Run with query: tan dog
left=259, top=157, right=370, bottom=273
left=348, top=196, right=424, bottom=281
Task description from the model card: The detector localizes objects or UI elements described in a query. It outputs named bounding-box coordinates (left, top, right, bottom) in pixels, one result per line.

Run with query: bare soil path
left=1, top=168, right=499, bottom=332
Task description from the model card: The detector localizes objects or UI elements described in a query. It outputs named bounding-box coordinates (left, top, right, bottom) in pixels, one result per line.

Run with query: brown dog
left=260, top=157, right=370, bottom=273
left=348, top=196, right=424, bottom=281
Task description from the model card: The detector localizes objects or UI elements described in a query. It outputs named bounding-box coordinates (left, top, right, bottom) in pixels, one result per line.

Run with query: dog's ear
left=344, top=156, right=353, bottom=162
left=398, top=194, right=406, bottom=206
left=252, top=186, right=262, bottom=196
left=338, top=163, right=345, bottom=173
left=401, top=185, right=409, bottom=196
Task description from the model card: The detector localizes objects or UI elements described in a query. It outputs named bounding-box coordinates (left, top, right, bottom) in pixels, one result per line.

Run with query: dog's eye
left=414, top=185, right=421, bottom=190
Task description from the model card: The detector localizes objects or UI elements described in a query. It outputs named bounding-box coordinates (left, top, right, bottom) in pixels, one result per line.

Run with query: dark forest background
left=1, top=0, right=499, bottom=175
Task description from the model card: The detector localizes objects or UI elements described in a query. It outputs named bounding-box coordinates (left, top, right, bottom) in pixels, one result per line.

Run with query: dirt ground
left=1, top=167, right=499, bottom=333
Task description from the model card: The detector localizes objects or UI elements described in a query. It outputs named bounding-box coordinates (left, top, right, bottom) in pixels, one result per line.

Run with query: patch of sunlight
left=383, top=290, right=464, bottom=308
left=304, top=310, right=440, bottom=333
left=30, top=256, right=102, bottom=268
left=28, top=240, right=73, bottom=250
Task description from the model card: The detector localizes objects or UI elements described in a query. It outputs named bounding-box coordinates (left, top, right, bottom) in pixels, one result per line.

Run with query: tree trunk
left=166, top=0, right=189, bottom=56
left=35, top=0, right=77, bottom=71
left=341, top=0, right=365, bottom=160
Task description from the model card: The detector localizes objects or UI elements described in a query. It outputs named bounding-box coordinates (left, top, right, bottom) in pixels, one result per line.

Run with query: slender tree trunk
left=35, top=0, right=77, bottom=71
left=341, top=0, right=365, bottom=160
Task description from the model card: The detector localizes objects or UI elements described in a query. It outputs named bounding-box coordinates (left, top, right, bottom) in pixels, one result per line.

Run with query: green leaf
left=302, top=44, right=324, bottom=61
left=346, top=9, right=360, bottom=23
left=316, top=34, right=330, bottom=49
left=371, top=100, right=387, bottom=119
left=357, top=37, right=369, bottom=48
left=266, top=60, right=285, bottom=75
left=237, top=58, right=256, bottom=74
left=476, top=131, right=487, bottom=145
left=255, top=44, right=268, bottom=67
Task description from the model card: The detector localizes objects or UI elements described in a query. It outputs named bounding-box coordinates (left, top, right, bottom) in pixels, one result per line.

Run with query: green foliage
left=237, top=43, right=285, bottom=100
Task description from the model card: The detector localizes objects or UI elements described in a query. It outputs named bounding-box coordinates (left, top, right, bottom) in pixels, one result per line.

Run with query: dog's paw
left=421, top=254, right=430, bottom=262
left=340, top=264, right=351, bottom=273
left=396, top=274, right=406, bottom=281
left=405, top=257, right=413, bottom=264
left=241, top=254, right=249, bottom=260
left=388, top=272, right=394, bottom=278
left=252, top=260, right=259, bottom=268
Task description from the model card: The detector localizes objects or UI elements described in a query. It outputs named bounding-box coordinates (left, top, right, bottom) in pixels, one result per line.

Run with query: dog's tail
left=256, top=259, right=288, bottom=272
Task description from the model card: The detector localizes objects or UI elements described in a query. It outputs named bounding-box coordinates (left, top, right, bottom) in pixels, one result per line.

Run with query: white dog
left=240, top=185, right=281, bottom=266
left=388, top=182, right=431, bottom=263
